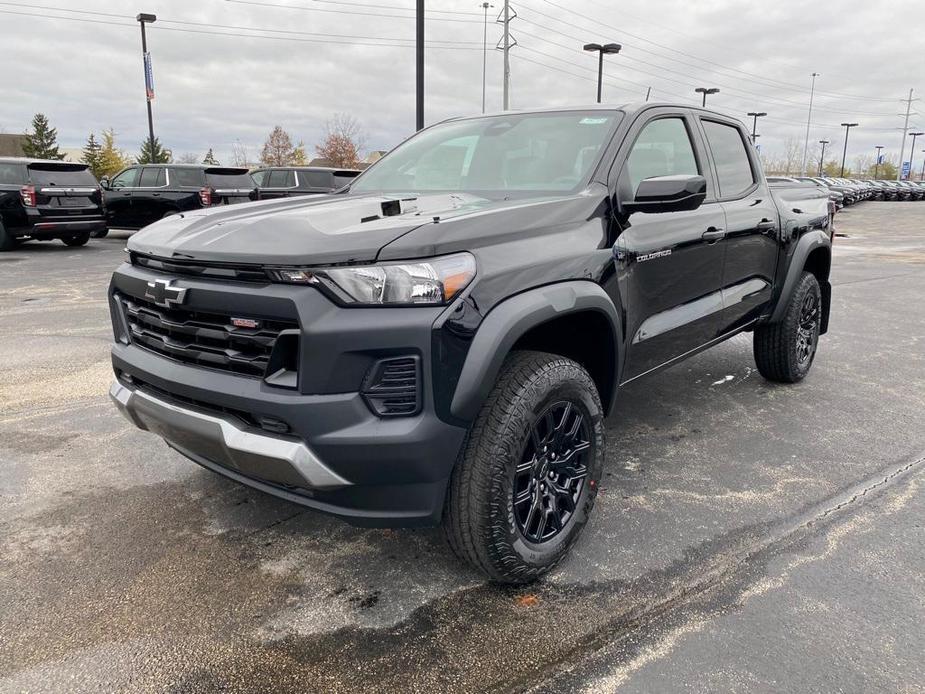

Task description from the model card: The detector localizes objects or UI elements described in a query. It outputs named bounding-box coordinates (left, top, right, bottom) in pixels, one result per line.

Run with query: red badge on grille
left=231, top=318, right=260, bottom=329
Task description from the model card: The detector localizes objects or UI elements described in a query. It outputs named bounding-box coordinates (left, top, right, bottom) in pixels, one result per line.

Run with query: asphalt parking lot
left=1, top=203, right=923, bottom=693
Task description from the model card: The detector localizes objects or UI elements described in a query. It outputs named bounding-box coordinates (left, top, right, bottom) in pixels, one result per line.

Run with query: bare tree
left=230, top=140, right=250, bottom=167
left=261, top=126, right=296, bottom=166
left=315, top=113, right=366, bottom=168
left=176, top=151, right=199, bottom=164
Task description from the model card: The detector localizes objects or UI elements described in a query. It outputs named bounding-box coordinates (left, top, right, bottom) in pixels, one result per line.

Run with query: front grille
left=362, top=356, right=421, bottom=417
left=118, top=293, right=298, bottom=377
left=132, top=253, right=270, bottom=283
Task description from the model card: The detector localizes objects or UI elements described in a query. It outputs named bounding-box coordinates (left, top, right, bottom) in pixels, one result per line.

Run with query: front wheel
left=754, top=272, right=822, bottom=383
left=444, top=351, right=605, bottom=584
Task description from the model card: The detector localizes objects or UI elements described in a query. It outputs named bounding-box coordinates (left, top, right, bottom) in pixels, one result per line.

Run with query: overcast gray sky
left=1, top=0, right=922, bottom=170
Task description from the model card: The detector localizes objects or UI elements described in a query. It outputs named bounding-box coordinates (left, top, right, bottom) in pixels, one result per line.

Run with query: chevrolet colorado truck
left=108, top=104, right=832, bottom=583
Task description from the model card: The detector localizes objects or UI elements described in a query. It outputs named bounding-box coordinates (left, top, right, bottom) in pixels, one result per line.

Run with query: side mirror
left=623, top=174, right=707, bottom=214
left=99, top=177, right=110, bottom=190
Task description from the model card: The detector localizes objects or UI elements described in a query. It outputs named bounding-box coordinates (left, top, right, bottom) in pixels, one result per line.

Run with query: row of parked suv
left=0, top=158, right=360, bottom=250
left=768, top=175, right=925, bottom=207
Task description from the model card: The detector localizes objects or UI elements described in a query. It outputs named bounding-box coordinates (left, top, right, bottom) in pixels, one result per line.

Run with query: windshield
left=351, top=111, right=622, bottom=196
left=28, top=164, right=97, bottom=186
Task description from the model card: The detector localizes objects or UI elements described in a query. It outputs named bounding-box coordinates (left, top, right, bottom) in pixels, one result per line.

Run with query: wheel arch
left=769, top=230, right=832, bottom=333
left=449, top=282, right=623, bottom=422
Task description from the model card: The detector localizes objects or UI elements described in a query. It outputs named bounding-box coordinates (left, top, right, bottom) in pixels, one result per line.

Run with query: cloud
left=0, top=0, right=921, bottom=168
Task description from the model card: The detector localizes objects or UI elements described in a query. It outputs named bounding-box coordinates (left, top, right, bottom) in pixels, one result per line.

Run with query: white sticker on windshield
left=579, top=117, right=609, bottom=125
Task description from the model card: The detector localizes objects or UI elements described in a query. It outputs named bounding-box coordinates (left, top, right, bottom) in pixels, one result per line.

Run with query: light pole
left=695, top=87, right=719, bottom=107
left=746, top=111, right=767, bottom=144
left=908, top=132, right=923, bottom=180
left=480, top=2, right=493, bottom=113
left=818, top=139, right=829, bottom=176
left=136, top=13, right=157, bottom=153
left=874, top=145, right=884, bottom=179
left=801, top=72, right=819, bottom=176
left=583, top=43, right=621, bottom=103
left=921, top=149, right=925, bottom=181
left=416, top=0, right=424, bottom=130
left=839, top=123, right=858, bottom=177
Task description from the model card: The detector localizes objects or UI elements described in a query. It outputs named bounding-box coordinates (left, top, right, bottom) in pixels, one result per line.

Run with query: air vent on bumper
left=361, top=356, right=421, bottom=417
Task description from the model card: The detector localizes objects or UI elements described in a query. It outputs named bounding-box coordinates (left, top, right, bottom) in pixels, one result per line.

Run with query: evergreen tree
left=137, top=136, right=172, bottom=164
left=202, top=148, right=219, bottom=165
left=22, top=113, right=63, bottom=160
left=98, top=128, right=132, bottom=178
left=291, top=141, right=307, bottom=166
left=81, top=133, right=103, bottom=179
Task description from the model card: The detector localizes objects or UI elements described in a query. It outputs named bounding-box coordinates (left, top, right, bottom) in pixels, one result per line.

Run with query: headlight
left=272, top=252, right=476, bottom=306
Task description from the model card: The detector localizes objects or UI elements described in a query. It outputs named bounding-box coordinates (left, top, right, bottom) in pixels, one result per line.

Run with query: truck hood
left=127, top=192, right=509, bottom=266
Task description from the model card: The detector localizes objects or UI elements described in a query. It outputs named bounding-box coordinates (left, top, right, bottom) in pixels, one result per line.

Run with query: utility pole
left=480, top=3, right=493, bottom=113
left=136, top=13, right=157, bottom=153
left=416, top=0, right=424, bottom=130
left=818, top=139, right=829, bottom=176
left=502, top=1, right=512, bottom=110
left=896, top=88, right=917, bottom=180
left=874, top=145, right=884, bottom=178
left=800, top=72, right=819, bottom=176
left=839, top=122, right=858, bottom=177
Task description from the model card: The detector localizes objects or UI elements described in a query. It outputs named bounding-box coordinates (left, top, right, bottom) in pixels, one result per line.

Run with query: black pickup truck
left=0, top=157, right=106, bottom=250
left=108, top=104, right=832, bottom=583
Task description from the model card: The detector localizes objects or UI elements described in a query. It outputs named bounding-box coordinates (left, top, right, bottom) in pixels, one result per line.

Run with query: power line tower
left=897, top=88, right=919, bottom=180
left=496, top=1, right=517, bottom=110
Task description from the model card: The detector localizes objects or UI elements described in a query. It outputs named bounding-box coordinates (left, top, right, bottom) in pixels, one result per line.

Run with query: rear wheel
left=0, top=220, right=20, bottom=251
left=754, top=272, right=822, bottom=383
left=62, top=233, right=90, bottom=247
left=444, top=351, right=605, bottom=584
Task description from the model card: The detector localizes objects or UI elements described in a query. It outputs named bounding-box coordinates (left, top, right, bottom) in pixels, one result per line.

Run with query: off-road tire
left=444, top=350, right=605, bottom=584
left=0, top=220, right=19, bottom=251
left=62, top=233, right=91, bottom=247
left=754, top=271, right=822, bottom=383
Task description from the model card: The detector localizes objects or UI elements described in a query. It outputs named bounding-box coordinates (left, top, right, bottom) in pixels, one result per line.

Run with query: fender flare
left=769, top=229, right=831, bottom=325
left=449, top=281, right=623, bottom=421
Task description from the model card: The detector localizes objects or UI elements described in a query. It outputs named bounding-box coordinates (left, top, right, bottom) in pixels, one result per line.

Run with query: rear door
left=26, top=163, right=100, bottom=219
left=105, top=167, right=141, bottom=227
left=260, top=169, right=297, bottom=199
left=612, top=110, right=728, bottom=380
left=698, top=117, right=781, bottom=332
left=132, top=166, right=168, bottom=227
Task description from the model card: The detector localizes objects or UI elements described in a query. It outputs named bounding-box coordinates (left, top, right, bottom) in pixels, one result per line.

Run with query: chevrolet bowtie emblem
left=145, top=279, right=187, bottom=308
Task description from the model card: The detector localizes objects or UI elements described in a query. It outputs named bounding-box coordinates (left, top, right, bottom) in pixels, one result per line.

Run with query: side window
left=251, top=170, right=267, bottom=186
left=702, top=121, right=755, bottom=198
left=139, top=167, right=165, bottom=187
left=624, top=117, right=699, bottom=194
left=304, top=171, right=334, bottom=188
left=267, top=170, right=295, bottom=187
left=0, top=163, right=23, bottom=184
left=169, top=168, right=203, bottom=187
left=111, top=167, right=140, bottom=189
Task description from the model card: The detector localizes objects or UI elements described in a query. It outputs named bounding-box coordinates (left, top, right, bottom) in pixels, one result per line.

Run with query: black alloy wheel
left=796, top=291, right=819, bottom=366
left=513, top=401, right=590, bottom=544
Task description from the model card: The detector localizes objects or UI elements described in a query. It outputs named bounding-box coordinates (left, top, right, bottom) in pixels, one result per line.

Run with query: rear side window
left=139, top=167, right=165, bottom=187
left=28, top=165, right=97, bottom=186
left=169, top=167, right=204, bottom=187
left=204, top=168, right=253, bottom=188
left=251, top=170, right=267, bottom=186
left=303, top=171, right=334, bottom=188
left=267, top=169, right=295, bottom=187
left=625, top=117, right=699, bottom=194
left=333, top=171, right=360, bottom=188
left=702, top=121, right=755, bottom=198
left=0, top=163, right=24, bottom=184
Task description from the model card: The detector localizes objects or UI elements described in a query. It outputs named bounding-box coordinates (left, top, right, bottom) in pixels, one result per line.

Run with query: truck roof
left=0, top=156, right=90, bottom=167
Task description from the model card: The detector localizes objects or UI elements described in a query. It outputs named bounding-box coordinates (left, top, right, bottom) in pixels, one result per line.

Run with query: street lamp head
left=819, top=139, right=829, bottom=144
left=136, top=13, right=156, bottom=23
left=841, top=122, right=858, bottom=128
left=696, top=87, right=720, bottom=95
left=747, top=111, right=767, bottom=117
left=601, top=43, right=622, bottom=54
left=583, top=43, right=602, bottom=52
left=911, top=131, right=925, bottom=137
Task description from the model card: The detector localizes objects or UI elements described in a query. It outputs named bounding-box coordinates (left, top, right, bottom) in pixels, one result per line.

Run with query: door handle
left=756, top=218, right=776, bottom=231
left=701, top=227, right=725, bottom=242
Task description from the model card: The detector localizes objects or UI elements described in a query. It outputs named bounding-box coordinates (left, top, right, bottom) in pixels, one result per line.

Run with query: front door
left=105, top=167, right=141, bottom=228
left=613, top=113, right=728, bottom=381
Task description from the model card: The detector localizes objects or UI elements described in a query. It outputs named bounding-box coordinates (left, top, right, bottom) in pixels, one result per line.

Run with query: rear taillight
left=20, top=185, right=36, bottom=207
left=199, top=187, right=213, bottom=206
